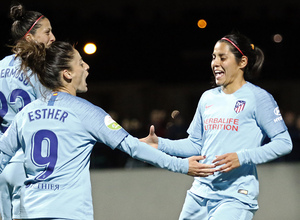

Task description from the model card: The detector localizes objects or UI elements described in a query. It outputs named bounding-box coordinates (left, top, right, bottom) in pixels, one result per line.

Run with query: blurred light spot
left=197, top=19, right=207, bottom=29
left=84, top=43, right=97, bottom=55
left=171, top=110, right=180, bottom=119
left=273, top=34, right=283, bottom=43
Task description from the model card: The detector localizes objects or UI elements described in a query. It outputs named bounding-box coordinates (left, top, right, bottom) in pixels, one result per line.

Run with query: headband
left=221, top=37, right=244, bottom=56
left=22, top=15, right=44, bottom=39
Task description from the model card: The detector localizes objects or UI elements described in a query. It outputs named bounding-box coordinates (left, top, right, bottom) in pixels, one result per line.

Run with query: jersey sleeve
left=155, top=95, right=204, bottom=158
left=158, top=137, right=202, bottom=157
left=186, top=95, right=204, bottom=148
left=118, top=135, right=189, bottom=174
left=76, top=99, right=128, bottom=149
left=237, top=130, right=292, bottom=164
left=0, top=118, right=21, bottom=172
left=255, top=89, right=287, bottom=138
left=237, top=89, right=292, bottom=164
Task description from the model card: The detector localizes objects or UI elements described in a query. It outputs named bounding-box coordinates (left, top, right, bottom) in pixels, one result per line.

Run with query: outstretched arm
left=140, top=125, right=202, bottom=157
left=139, top=125, right=158, bottom=149
left=120, top=135, right=215, bottom=177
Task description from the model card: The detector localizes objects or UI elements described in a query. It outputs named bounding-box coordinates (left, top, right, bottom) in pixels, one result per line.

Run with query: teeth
left=215, top=70, right=223, bottom=74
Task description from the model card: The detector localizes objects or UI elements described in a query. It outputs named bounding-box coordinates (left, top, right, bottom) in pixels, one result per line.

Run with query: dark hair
left=10, top=3, right=45, bottom=42
left=13, top=41, right=75, bottom=91
left=219, top=33, right=264, bottom=79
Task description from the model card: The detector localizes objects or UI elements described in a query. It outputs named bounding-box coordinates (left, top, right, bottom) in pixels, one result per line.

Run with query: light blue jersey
left=0, top=54, right=45, bottom=162
left=0, top=92, right=189, bottom=219
left=158, top=82, right=292, bottom=205
left=0, top=54, right=47, bottom=220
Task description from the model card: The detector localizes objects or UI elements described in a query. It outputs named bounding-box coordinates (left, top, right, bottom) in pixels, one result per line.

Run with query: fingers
left=192, top=155, right=206, bottom=161
left=212, top=153, right=240, bottom=173
left=188, top=167, right=216, bottom=177
left=212, top=155, right=225, bottom=164
left=187, top=156, right=217, bottom=177
left=149, top=125, right=155, bottom=136
left=189, top=153, right=240, bottom=177
left=215, top=163, right=232, bottom=173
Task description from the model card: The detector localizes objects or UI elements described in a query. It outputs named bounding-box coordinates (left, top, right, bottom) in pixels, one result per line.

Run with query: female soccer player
left=0, top=4, right=55, bottom=220
left=140, top=33, right=293, bottom=220
left=0, top=40, right=211, bottom=220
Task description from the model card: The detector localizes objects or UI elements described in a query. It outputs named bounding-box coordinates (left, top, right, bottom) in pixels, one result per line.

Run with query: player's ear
left=239, top=56, right=248, bottom=69
left=62, top=69, right=72, bottom=80
left=24, top=33, right=34, bottom=42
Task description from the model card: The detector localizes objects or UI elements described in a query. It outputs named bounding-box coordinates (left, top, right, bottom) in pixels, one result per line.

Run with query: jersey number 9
left=31, top=129, right=58, bottom=180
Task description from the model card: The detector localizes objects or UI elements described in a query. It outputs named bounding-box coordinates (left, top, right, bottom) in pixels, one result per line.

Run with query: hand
left=139, top=125, right=158, bottom=149
left=212, top=152, right=240, bottom=173
left=187, top=156, right=216, bottom=177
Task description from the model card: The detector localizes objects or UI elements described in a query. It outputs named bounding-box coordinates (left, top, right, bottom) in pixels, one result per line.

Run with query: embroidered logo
left=274, top=107, right=281, bottom=116
left=104, top=115, right=122, bottom=130
left=205, top=104, right=214, bottom=109
left=234, top=100, right=246, bottom=114
left=273, top=107, right=283, bottom=123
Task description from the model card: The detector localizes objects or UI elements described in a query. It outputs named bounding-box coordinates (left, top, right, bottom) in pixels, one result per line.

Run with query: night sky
left=1, top=0, right=299, bottom=83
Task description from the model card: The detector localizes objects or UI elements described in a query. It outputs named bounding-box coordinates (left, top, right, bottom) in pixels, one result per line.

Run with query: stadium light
left=197, top=19, right=207, bottom=29
left=84, top=43, right=97, bottom=55
left=273, top=34, right=283, bottom=43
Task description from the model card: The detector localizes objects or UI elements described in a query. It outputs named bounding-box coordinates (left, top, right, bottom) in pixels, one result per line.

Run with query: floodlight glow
left=197, top=19, right=207, bottom=29
left=84, top=43, right=97, bottom=55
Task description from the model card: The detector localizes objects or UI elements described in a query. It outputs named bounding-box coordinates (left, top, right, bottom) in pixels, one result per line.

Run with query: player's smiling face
left=69, top=49, right=90, bottom=94
left=211, top=41, right=246, bottom=93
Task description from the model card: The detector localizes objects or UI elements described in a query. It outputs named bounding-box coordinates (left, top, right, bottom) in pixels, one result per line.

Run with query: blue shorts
left=179, top=190, right=258, bottom=220
left=0, top=162, right=26, bottom=220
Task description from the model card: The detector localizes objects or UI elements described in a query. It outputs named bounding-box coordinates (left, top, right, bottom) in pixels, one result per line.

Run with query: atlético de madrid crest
left=234, top=100, right=246, bottom=113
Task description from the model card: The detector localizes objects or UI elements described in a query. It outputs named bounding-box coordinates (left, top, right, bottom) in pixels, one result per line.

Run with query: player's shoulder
left=0, top=54, right=18, bottom=67
left=59, top=92, right=94, bottom=107
left=244, top=82, right=273, bottom=99
left=58, top=92, right=106, bottom=115
left=244, top=82, right=276, bottom=108
left=201, top=86, right=221, bottom=99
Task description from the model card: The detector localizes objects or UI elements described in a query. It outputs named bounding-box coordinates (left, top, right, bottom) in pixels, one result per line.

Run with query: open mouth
left=214, top=70, right=224, bottom=80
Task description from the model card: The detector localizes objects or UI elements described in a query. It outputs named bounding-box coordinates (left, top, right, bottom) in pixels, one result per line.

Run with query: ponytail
left=13, top=40, right=46, bottom=78
left=13, top=41, right=75, bottom=91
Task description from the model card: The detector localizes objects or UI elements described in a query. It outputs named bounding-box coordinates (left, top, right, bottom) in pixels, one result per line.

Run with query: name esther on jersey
left=28, top=108, right=69, bottom=122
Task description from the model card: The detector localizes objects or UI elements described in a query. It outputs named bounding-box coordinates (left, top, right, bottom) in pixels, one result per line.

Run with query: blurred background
left=0, top=0, right=299, bottom=168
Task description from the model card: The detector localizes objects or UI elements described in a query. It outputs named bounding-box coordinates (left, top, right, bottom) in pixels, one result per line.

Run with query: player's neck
left=56, top=87, right=76, bottom=96
left=221, top=79, right=246, bottom=94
